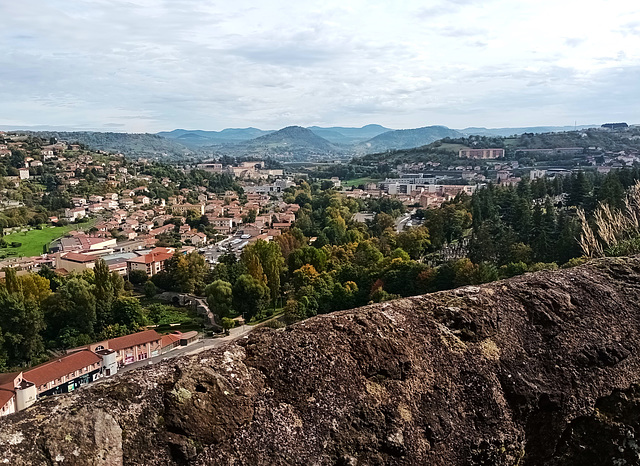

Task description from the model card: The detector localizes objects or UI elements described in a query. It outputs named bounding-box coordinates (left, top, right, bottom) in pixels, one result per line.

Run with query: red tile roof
left=23, top=350, right=101, bottom=387
left=0, top=371, right=20, bottom=389
left=108, top=329, right=161, bottom=351
left=61, top=252, right=96, bottom=263
left=161, top=333, right=181, bottom=348
left=179, top=331, right=199, bottom=340
left=127, top=251, right=173, bottom=264
left=0, top=388, right=14, bottom=408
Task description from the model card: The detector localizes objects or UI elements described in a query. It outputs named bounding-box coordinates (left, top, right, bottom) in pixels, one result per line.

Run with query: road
left=396, top=213, right=412, bottom=232
left=120, top=324, right=254, bottom=373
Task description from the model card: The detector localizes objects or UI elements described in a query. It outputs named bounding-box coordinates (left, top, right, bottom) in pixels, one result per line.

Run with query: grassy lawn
left=0, top=219, right=96, bottom=257
left=342, top=177, right=382, bottom=188
left=248, top=307, right=285, bottom=325
left=140, top=299, right=205, bottom=334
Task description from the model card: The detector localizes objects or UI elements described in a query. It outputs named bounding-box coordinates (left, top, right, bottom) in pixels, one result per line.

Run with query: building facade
left=458, top=148, right=505, bottom=159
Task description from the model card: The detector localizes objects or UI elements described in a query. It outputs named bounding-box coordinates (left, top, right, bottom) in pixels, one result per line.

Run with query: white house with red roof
left=126, top=247, right=174, bottom=277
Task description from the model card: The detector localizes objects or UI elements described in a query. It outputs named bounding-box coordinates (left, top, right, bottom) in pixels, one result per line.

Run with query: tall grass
left=578, top=181, right=640, bottom=257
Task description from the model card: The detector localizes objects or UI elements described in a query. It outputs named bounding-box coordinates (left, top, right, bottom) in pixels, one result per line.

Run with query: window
left=95, top=345, right=104, bottom=351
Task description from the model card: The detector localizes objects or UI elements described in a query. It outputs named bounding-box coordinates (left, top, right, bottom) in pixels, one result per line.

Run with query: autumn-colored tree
left=19, top=273, right=51, bottom=306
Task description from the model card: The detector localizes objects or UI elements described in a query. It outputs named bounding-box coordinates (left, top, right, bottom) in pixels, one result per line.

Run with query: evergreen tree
left=94, top=259, right=114, bottom=332
left=569, top=171, right=591, bottom=207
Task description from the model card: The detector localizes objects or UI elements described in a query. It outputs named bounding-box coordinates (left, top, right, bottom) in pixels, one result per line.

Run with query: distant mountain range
left=158, top=125, right=392, bottom=147
left=156, top=124, right=602, bottom=159
left=0, top=123, right=605, bottom=161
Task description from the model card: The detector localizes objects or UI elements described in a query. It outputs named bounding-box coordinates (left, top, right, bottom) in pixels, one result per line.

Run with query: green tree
left=508, top=243, right=533, bottom=264
left=221, top=317, right=235, bottom=335
left=232, top=274, right=268, bottom=321
left=4, top=267, right=21, bottom=294
left=128, top=269, right=149, bottom=285
left=112, top=297, right=146, bottom=329
left=163, top=252, right=208, bottom=293
left=598, top=173, right=625, bottom=209
left=144, top=280, right=157, bottom=298
left=396, top=226, right=431, bottom=260
left=110, top=272, right=125, bottom=297
left=569, top=171, right=591, bottom=207
left=243, top=240, right=284, bottom=305
left=369, top=212, right=395, bottom=236
left=0, top=289, right=45, bottom=365
left=94, top=259, right=114, bottom=331
left=44, top=277, right=97, bottom=340
left=354, top=240, right=383, bottom=268
left=241, top=208, right=257, bottom=224
left=283, top=299, right=306, bottom=325
left=205, top=280, right=233, bottom=319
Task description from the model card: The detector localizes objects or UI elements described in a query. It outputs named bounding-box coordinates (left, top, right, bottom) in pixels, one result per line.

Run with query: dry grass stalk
left=578, top=181, right=640, bottom=257
left=577, top=208, right=603, bottom=258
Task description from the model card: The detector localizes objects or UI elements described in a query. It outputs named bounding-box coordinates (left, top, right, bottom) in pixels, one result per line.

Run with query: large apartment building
left=458, top=148, right=504, bottom=159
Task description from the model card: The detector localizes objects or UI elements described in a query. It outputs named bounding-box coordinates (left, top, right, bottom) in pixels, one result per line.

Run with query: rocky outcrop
left=4, top=256, right=640, bottom=465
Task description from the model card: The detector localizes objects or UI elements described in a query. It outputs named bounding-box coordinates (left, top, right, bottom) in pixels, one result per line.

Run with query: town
left=1, top=123, right=640, bottom=418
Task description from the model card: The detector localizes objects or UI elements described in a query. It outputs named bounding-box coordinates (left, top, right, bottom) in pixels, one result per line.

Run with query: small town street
left=121, top=324, right=254, bottom=373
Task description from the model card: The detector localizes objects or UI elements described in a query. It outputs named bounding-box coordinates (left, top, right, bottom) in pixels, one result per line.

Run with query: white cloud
left=0, top=0, right=639, bottom=131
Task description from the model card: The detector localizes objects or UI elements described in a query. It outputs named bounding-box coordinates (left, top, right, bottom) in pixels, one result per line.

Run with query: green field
left=342, top=177, right=382, bottom=188
left=1, top=224, right=77, bottom=257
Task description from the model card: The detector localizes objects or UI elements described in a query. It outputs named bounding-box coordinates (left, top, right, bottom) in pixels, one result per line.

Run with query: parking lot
left=201, top=233, right=251, bottom=265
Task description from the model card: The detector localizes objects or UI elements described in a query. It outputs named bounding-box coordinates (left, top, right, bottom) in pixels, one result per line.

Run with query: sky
left=1, top=0, right=639, bottom=133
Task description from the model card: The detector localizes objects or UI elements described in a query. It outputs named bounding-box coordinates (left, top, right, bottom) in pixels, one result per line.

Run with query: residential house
left=119, top=197, right=134, bottom=208
left=208, top=217, right=233, bottom=233
left=240, top=224, right=262, bottom=237
left=181, top=230, right=207, bottom=246
left=126, top=248, right=174, bottom=277
left=172, top=203, right=205, bottom=216
left=65, top=207, right=86, bottom=221
left=150, top=224, right=175, bottom=238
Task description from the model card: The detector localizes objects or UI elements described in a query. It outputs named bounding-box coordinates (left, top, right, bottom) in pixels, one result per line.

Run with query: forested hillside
left=28, top=131, right=196, bottom=158
left=355, top=127, right=640, bottom=166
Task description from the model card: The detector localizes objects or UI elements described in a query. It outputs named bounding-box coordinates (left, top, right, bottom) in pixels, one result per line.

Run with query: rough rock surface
left=3, top=256, right=640, bottom=465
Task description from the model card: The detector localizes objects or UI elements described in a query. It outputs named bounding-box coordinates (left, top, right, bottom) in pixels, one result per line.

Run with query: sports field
left=1, top=224, right=78, bottom=257
left=341, top=177, right=382, bottom=187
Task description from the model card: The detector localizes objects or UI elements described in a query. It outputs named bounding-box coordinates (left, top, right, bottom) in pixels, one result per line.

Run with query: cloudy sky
left=1, top=0, right=639, bottom=132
